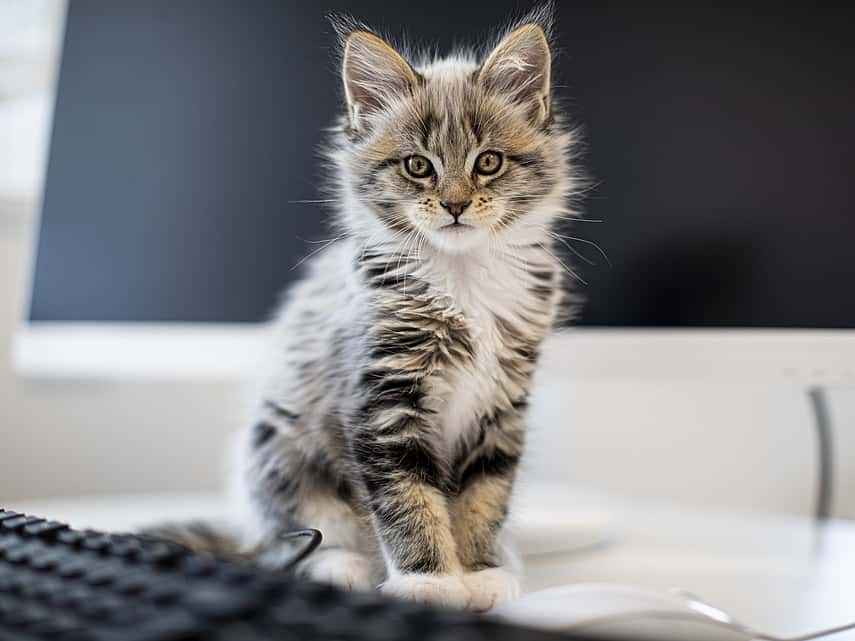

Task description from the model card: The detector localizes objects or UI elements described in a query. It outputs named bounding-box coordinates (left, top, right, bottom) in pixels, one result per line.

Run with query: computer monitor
left=14, top=0, right=855, bottom=382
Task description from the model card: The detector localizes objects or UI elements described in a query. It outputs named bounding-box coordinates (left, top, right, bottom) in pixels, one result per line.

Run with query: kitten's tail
left=139, top=520, right=322, bottom=570
left=139, top=520, right=253, bottom=559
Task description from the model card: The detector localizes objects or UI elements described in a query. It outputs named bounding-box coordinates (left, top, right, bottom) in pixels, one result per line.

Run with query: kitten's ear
left=479, top=23, right=552, bottom=125
left=342, top=31, right=418, bottom=131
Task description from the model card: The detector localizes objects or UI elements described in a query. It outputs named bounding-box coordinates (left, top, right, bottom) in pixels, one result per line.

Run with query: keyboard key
left=112, top=574, right=151, bottom=596
left=137, top=542, right=184, bottom=567
left=143, top=581, right=181, bottom=604
left=64, top=586, right=94, bottom=609
left=269, top=601, right=321, bottom=627
left=56, top=559, right=88, bottom=579
left=0, top=538, right=18, bottom=552
left=84, top=566, right=119, bottom=587
left=43, top=588, right=75, bottom=608
left=24, top=520, right=69, bottom=540
left=28, top=615, right=85, bottom=639
left=4, top=545, right=36, bottom=565
left=77, top=595, right=123, bottom=619
left=104, top=603, right=151, bottom=626
left=3, top=602, right=50, bottom=627
left=17, top=581, right=50, bottom=600
left=106, top=540, right=142, bottom=559
left=301, top=582, right=340, bottom=605
left=30, top=578, right=64, bottom=601
left=93, top=611, right=202, bottom=641
left=180, top=556, right=218, bottom=577
left=81, top=535, right=111, bottom=554
left=7, top=575, right=29, bottom=595
left=0, top=516, right=42, bottom=532
left=184, top=585, right=259, bottom=619
left=351, top=600, right=390, bottom=618
left=0, top=539, right=26, bottom=558
left=219, top=567, right=256, bottom=585
left=29, top=553, right=62, bottom=572
left=0, top=596, right=14, bottom=616
left=57, top=530, right=86, bottom=547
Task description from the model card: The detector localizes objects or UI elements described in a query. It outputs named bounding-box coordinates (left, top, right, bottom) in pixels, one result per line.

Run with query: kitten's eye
left=474, top=151, right=503, bottom=176
left=404, top=154, right=434, bottom=178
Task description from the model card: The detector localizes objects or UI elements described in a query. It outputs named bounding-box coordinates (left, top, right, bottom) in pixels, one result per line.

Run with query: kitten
left=154, top=6, right=579, bottom=611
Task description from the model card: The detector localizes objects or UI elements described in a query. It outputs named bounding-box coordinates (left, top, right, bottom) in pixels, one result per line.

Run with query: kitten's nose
left=440, top=200, right=471, bottom=221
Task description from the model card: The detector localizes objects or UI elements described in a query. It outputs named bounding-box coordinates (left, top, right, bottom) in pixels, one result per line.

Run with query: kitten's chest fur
left=436, top=321, right=503, bottom=451
left=419, top=252, right=555, bottom=452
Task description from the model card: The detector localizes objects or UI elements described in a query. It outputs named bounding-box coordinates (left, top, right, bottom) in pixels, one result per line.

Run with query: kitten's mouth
left=439, top=222, right=474, bottom=232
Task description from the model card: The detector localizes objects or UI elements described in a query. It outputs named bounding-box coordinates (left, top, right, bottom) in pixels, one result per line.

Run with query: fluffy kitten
left=155, top=7, right=579, bottom=611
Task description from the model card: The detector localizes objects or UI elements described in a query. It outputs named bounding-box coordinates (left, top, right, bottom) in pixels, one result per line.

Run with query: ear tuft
left=341, top=30, right=418, bottom=132
left=479, top=21, right=552, bottom=125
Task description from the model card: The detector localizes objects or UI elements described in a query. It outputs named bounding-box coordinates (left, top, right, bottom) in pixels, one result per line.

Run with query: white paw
left=381, top=573, right=471, bottom=609
left=462, top=567, right=520, bottom=611
left=302, top=549, right=374, bottom=592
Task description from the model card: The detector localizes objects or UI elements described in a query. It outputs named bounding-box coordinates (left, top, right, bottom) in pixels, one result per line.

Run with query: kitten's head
left=330, top=7, right=576, bottom=255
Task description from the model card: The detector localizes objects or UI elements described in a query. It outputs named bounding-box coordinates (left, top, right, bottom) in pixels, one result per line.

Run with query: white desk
left=522, top=499, right=855, bottom=640
left=10, top=490, right=855, bottom=640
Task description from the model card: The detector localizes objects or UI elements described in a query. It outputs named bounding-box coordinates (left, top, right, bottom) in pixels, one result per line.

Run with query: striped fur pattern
left=158, top=5, right=582, bottom=611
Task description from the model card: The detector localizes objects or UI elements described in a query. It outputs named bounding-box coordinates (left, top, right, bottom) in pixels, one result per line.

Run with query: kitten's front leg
left=351, top=380, right=470, bottom=609
left=451, top=407, right=525, bottom=610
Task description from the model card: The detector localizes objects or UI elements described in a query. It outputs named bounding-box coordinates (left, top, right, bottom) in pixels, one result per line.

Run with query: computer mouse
left=492, top=584, right=757, bottom=641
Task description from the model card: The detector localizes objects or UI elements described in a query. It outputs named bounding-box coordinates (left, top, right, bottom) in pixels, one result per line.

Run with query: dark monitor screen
left=30, top=1, right=855, bottom=328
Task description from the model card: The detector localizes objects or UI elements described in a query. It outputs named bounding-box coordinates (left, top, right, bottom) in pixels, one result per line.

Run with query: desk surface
left=522, top=499, right=855, bottom=640
left=10, top=489, right=855, bottom=640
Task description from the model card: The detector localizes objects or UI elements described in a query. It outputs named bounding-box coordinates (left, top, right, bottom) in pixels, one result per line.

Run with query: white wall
left=1, top=1, right=853, bottom=517
left=526, top=378, right=825, bottom=516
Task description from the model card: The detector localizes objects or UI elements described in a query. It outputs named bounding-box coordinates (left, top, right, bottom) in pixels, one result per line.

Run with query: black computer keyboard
left=0, top=508, right=576, bottom=641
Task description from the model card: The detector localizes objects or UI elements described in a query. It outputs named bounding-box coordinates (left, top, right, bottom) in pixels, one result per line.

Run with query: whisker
left=551, top=232, right=612, bottom=267
left=536, top=241, right=588, bottom=286
left=548, top=231, right=596, bottom=266
left=555, top=215, right=603, bottom=223
left=291, top=233, right=346, bottom=270
left=296, top=234, right=349, bottom=245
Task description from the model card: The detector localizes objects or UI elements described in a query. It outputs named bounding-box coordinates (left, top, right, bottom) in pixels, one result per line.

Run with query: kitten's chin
left=425, top=224, right=488, bottom=254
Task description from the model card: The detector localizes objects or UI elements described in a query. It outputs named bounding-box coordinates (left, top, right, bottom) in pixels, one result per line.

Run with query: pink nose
left=440, top=200, right=471, bottom=219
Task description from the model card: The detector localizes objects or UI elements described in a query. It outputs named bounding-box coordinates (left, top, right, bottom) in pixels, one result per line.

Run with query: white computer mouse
left=492, top=583, right=757, bottom=641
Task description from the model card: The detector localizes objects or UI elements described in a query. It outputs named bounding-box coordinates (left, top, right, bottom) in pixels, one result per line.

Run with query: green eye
left=475, top=151, right=503, bottom=176
left=404, top=154, right=434, bottom=178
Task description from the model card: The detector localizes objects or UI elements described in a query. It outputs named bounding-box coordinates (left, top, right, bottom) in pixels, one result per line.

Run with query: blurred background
left=1, top=1, right=854, bottom=519
left=1, top=0, right=242, bottom=501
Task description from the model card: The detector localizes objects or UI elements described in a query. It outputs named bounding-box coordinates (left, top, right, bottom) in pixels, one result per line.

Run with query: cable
left=277, top=528, right=323, bottom=571
left=807, top=386, right=834, bottom=521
